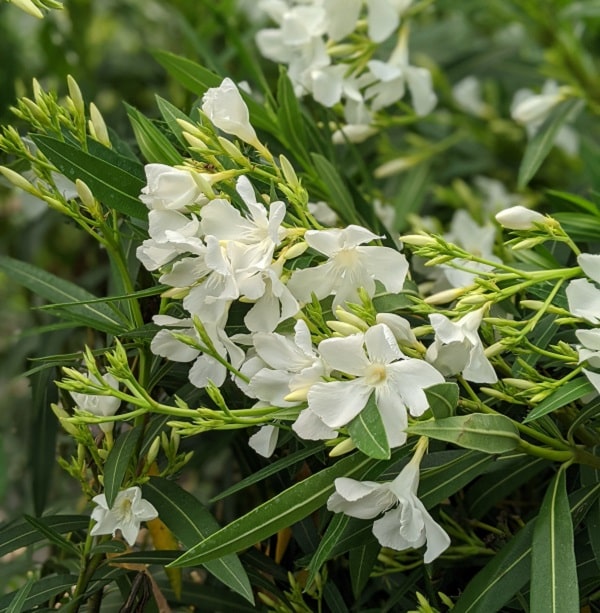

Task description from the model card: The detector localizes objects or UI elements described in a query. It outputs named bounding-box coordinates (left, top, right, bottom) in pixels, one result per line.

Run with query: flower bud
left=329, top=437, right=356, bottom=457
left=495, top=206, right=547, bottom=230
left=424, top=287, right=465, bottom=305
left=67, top=75, right=85, bottom=116
left=327, top=320, right=364, bottom=336
left=88, top=103, right=111, bottom=147
left=10, top=0, right=43, bottom=18
left=279, top=155, right=299, bottom=189
left=202, top=78, right=259, bottom=147
left=0, top=166, right=39, bottom=195
left=399, top=234, right=437, bottom=247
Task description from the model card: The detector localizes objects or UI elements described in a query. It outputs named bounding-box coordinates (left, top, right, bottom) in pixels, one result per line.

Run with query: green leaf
left=155, top=95, right=193, bottom=147
left=530, top=468, right=579, bottom=613
left=552, top=212, right=600, bottom=241
left=32, top=134, right=147, bottom=219
left=152, top=51, right=276, bottom=134
left=425, top=382, right=459, bottom=419
left=350, top=539, right=380, bottom=599
left=276, top=67, right=310, bottom=166
left=211, top=442, right=325, bottom=502
left=125, top=103, right=183, bottom=166
left=23, top=514, right=80, bottom=557
left=0, top=515, right=89, bottom=558
left=141, top=477, right=254, bottom=603
left=310, top=153, right=362, bottom=226
left=4, top=577, right=33, bottom=613
left=104, top=426, right=142, bottom=507
left=523, top=377, right=595, bottom=423
left=453, top=482, right=600, bottom=613
left=170, top=451, right=378, bottom=568
left=158, top=580, right=258, bottom=612
left=0, top=255, right=128, bottom=334
left=408, top=414, right=520, bottom=453
left=0, top=575, right=79, bottom=612
left=347, top=393, right=390, bottom=459
left=517, top=98, right=582, bottom=188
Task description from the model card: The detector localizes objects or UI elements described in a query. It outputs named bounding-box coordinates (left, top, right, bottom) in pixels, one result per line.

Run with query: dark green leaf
left=141, top=477, right=253, bottom=603
left=125, top=103, right=183, bottom=166
left=0, top=515, right=89, bottom=558
left=518, top=98, right=582, bottom=188
left=0, top=575, right=79, bottom=612
left=5, top=578, right=33, bottom=613
left=23, top=514, right=80, bottom=557
left=170, top=451, right=379, bottom=568
left=311, top=153, right=361, bottom=225
left=408, top=414, right=520, bottom=453
left=425, top=382, right=459, bottom=419
left=155, top=95, right=192, bottom=147
left=0, top=256, right=128, bottom=334
left=104, top=426, right=142, bottom=507
left=32, top=134, right=147, bottom=219
left=524, top=377, right=595, bottom=423
left=158, top=580, right=257, bottom=612
left=350, top=539, right=380, bottom=599
left=347, top=393, right=390, bottom=459
left=530, top=468, right=578, bottom=613
left=276, top=67, right=310, bottom=165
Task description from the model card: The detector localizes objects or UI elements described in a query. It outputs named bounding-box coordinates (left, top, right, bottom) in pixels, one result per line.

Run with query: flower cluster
left=254, top=0, right=436, bottom=141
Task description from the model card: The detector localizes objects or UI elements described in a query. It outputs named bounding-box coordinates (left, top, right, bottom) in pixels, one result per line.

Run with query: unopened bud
left=75, top=179, right=100, bottom=216
left=218, top=136, right=245, bottom=161
left=334, top=306, right=368, bottom=331
left=329, top=437, right=356, bottom=457
left=146, top=437, right=161, bottom=466
left=327, top=320, right=363, bottom=336
left=502, top=378, right=536, bottom=390
left=484, top=341, right=505, bottom=358
left=283, top=241, right=308, bottom=260
left=88, top=103, right=110, bottom=147
left=0, top=166, right=39, bottom=195
left=495, top=206, right=547, bottom=230
left=183, top=132, right=208, bottom=150
left=176, top=119, right=204, bottom=138
left=67, top=75, right=85, bottom=116
left=400, top=234, right=437, bottom=247
left=10, top=0, right=43, bottom=18
left=51, top=403, right=79, bottom=436
left=424, top=287, right=465, bottom=305
left=279, top=155, right=299, bottom=188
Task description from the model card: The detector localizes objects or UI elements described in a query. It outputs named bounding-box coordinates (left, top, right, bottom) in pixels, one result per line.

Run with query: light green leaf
left=530, top=468, right=579, bottom=613
left=170, top=451, right=378, bottom=568
left=408, top=414, right=520, bottom=453
left=425, top=382, right=459, bottom=419
left=523, top=377, right=595, bottom=423
left=0, top=515, right=89, bottom=558
left=126, top=103, right=183, bottom=166
left=104, top=426, right=142, bottom=507
left=517, top=98, right=582, bottom=188
left=141, top=477, right=254, bottom=603
left=347, top=393, right=390, bottom=459
left=155, top=95, right=193, bottom=147
left=32, top=134, right=147, bottom=219
left=0, top=255, right=128, bottom=334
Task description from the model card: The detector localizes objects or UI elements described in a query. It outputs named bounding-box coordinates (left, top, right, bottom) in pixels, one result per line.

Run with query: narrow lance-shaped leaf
left=0, top=575, right=80, bottom=612
left=32, top=134, right=147, bottom=219
left=518, top=98, right=582, bottom=188
left=0, top=255, right=128, bottom=334
left=141, top=477, right=254, bottom=604
left=104, top=427, right=142, bottom=508
left=523, top=377, right=594, bottom=423
left=425, top=382, right=459, bottom=419
left=408, top=414, right=521, bottom=453
left=347, top=393, right=390, bottom=460
left=530, top=467, right=579, bottom=613
left=170, top=450, right=379, bottom=568
left=125, top=103, right=183, bottom=166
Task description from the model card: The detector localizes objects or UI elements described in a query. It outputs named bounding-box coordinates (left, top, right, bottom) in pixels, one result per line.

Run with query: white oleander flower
left=287, top=225, right=409, bottom=309
left=202, top=78, right=260, bottom=147
left=495, top=205, right=547, bottom=230
left=307, top=323, right=444, bottom=447
left=249, top=424, right=279, bottom=458
left=327, top=443, right=450, bottom=562
left=90, top=486, right=158, bottom=546
left=426, top=309, right=497, bottom=383
left=140, top=164, right=205, bottom=212
left=70, top=372, right=121, bottom=433
left=566, top=253, right=600, bottom=324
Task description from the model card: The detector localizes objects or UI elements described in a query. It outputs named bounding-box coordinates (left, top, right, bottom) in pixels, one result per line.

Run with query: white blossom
left=139, top=164, right=205, bottom=212
left=327, top=446, right=450, bottom=562
left=70, top=372, right=121, bottom=433
left=307, top=324, right=444, bottom=447
left=426, top=309, right=497, bottom=383
left=566, top=253, right=600, bottom=324
left=91, top=486, right=158, bottom=546
left=287, top=225, right=409, bottom=309
left=202, top=78, right=259, bottom=147
left=249, top=425, right=279, bottom=458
